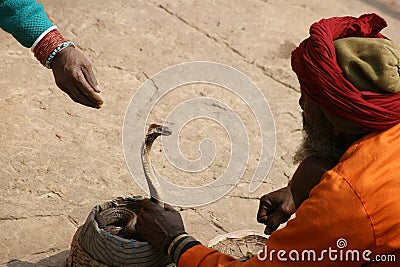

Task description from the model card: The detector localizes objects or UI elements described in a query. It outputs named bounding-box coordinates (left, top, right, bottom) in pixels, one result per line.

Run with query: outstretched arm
left=0, top=0, right=103, bottom=108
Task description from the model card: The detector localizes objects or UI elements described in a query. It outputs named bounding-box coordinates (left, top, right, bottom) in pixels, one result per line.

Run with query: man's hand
left=51, top=47, right=103, bottom=109
left=135, top=199, right=185, bottom=251
left=257, top=186, right=295, bottom=235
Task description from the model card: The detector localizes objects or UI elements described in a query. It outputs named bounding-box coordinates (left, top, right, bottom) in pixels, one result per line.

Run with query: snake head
left=147, top=124, right=172, bottom=137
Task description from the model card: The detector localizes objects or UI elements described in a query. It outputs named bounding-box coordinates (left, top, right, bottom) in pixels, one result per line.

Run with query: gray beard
left=293, top=114, right=345, bottom=165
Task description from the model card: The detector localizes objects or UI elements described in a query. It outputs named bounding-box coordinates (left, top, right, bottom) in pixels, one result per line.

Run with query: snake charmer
left=134, top=13, right=400, bottom=266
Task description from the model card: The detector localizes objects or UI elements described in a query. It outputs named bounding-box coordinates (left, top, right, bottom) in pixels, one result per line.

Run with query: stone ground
left=1, top=0, right=400, bottom=266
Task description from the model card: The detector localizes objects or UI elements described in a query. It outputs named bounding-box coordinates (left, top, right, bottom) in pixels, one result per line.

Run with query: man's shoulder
left=335, top=123, right=400, bottom=181
left=327, top=123, right=400, bottom=252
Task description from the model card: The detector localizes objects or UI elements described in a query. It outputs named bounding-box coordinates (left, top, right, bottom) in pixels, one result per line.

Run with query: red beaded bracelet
left=33, top=29, right=74, bottom=68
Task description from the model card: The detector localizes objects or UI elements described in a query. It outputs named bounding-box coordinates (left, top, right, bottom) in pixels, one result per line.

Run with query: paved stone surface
left=1, top=0, right=400, bottom=265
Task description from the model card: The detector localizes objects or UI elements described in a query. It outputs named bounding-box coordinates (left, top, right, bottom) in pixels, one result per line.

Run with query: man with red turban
left=135, top=13, right=400, bottom=266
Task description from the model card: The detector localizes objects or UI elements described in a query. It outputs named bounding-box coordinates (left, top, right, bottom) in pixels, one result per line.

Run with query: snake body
left=96, top=207, right=137, bottom=236
left=140, top=124, right=172, bottom=206
left=96, top=123, right=172, bottom=237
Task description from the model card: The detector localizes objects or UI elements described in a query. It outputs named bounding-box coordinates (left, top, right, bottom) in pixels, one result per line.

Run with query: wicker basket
left=67, top=225, right=108, bottom=267
left=67, top=197, right=266, bottom=266
left=208, top=230, right=267, bottom=262
left=66, top=196, right=174, bottom=267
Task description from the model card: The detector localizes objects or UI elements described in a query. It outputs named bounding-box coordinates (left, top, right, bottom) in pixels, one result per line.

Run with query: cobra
left=140, top=123, right=172, bottom=207
left=96, top=124, right=172, bottom=238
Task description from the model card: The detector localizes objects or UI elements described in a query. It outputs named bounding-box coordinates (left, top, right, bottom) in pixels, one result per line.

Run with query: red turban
left=291, top=13, right=400, bottom=131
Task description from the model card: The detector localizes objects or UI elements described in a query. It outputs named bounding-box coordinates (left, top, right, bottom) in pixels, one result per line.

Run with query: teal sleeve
left=0, top=0, right=54, bottom=48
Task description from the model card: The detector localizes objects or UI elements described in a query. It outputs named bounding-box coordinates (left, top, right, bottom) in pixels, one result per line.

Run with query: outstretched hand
left=135, top=199, right=185, bottom=251
left=257, top=186, right=295, bottom=235
left=51, top=47, right=103, bottom=108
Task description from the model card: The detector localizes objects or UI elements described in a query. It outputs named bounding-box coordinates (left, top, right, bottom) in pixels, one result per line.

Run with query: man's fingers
left=136, top=214, right=145, bottom=232
left=257, top=197, right=272, bottom=224
left=264, top=225, right=275, bottom=235
left=264, top=215, right=281, bottom=235
left=257, top=207, right=269, bottom=224
left=57, top=83, right=95, bottom=108
left=70, top=84, right=99, bottom=108
left=264, top=209, right=291, bottom=235
left=82, top=64, right=100, bottom=93
left=136, top=210, right=152, bottom=227
left=140, top=198, right=154, bottom=209
left=75, top=70, right=103, bottom=106
left=140, top=198, right=164, bottom=212
left=58, top=71, right=100, bottom=108
left=75, top=69, right=103, bottom=107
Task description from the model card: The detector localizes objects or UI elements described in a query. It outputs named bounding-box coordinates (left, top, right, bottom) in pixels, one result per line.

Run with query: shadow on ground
left=5, top=250, right=69, bottom=267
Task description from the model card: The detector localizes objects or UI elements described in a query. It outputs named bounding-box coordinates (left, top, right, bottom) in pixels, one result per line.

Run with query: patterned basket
left=67, top=197, right=266, bottom=266
left=207, top=230, right=267, bottom=262
left=66, top=196, right=174, bottom=267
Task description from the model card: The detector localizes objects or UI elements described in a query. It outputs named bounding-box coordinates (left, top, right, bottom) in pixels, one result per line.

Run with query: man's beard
left=293, top=112, right=345, bottom=165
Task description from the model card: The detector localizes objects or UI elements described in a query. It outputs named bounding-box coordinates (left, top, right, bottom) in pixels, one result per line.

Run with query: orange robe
left=178, top=123, right=400, bottom=266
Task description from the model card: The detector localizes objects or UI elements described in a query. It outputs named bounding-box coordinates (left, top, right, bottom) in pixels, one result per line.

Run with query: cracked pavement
left=1, top=0, right=400, bottom=265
